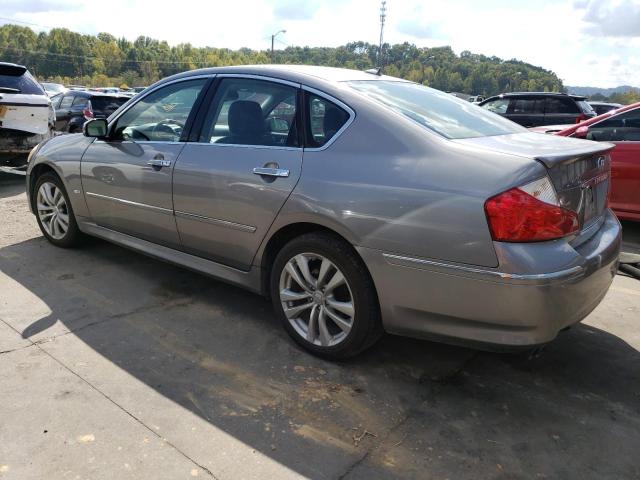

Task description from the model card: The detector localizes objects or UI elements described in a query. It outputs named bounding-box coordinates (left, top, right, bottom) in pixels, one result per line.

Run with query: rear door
left=506, top=97, right=545, bottom=127
left=81, top=77, right=210, bottom=249
left=55, top=94, right=75, bottom=130
left=172, top=75, right=303, bottom=270
left=585, top=108, right=640, bottom=217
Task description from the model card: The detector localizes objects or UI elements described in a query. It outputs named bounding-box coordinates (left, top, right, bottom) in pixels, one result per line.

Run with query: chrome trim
left=187, top=142, right=300, bottom=151
left=106, top=74, right=215, bottom=130
left=147, top=159, right=172, bottom=167
left=174, top=210, right=256, bottom=233
left=216, top=73, right=301, bottom=89
left=85, top=192, right=173, bottom=215
left=93, top=140, right=185, bottom=145
left=252, top=167, right=290, bottom=177
left=382, top=253, right=584, bottom=285
left=301, top=85, right=356, bottom=152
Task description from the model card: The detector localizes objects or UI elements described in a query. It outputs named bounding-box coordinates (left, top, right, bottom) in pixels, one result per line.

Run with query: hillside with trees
left=0, top=24, right=564, bottom=95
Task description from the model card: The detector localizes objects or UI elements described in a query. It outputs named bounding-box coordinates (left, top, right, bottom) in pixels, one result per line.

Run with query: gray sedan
left=26, top=65, right=621, bottom=359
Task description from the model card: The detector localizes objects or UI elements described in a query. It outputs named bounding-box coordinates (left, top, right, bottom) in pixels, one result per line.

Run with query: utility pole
left=378, top=1, right=387, bottom=68
left=271, top=29, right=286, bottom=62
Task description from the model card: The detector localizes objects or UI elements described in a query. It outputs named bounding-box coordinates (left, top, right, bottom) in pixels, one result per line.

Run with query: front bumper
left=358, top=209, right=621, bottom=349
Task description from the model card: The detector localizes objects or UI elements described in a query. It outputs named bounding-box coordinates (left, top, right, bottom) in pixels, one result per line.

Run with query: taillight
left=485, top=176, right=579, bottom=242
left=83, top=100, right=94, bottom=120
left=575, top=113, right=587, bottom=123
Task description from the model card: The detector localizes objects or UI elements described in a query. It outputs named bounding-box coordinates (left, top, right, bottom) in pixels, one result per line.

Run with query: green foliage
left=0, top=24, right=564, bottom=94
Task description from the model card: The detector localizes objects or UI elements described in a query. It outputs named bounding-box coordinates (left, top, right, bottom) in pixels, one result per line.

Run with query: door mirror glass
left=84, top=118, right=108, bottom=138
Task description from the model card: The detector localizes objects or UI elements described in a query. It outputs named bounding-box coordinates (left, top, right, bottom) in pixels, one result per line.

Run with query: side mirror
left=83, top=118, right=108, bottom=138
left=574, top=125, right=589, bottom=139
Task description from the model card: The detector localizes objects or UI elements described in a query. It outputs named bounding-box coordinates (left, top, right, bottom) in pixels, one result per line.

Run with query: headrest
left=228, top=100, right=263, bottom=136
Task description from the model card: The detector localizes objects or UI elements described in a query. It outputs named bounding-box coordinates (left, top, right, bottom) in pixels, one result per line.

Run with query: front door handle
left=147, top=158, right=172, bottom=168
left=252, top=167, right=290, bottom=178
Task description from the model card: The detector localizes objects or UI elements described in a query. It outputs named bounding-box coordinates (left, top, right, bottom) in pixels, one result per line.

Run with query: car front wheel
left=270, top=232, right=382, bottom=359
left=34, top=172, right=83, bottom=248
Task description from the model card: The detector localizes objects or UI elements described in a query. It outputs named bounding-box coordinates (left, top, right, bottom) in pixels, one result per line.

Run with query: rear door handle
left=252, top=167, right=290, bottom=178
left=147, top=159, right=172, bottom=168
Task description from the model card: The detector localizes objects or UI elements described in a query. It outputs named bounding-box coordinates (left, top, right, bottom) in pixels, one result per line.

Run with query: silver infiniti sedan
left=26, top=65, right=621, bottom=359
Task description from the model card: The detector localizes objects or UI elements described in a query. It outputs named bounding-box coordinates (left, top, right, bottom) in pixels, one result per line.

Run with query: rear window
left=349, top=81, right=524, bottom=139
left=89, top=96, right=129, bottom=114
left=0, top=70, right=45, bottom=95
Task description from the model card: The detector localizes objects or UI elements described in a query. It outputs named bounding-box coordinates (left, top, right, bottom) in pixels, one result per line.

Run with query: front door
left=173, top=76, right=303, bottom=270
left=81, top=78, right=209, bottom=249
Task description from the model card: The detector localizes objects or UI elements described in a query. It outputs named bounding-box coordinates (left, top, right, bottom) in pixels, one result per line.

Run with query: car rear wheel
left=34, top=172, right=83, bottom=248
left=270, top=232, right=382, bottom=359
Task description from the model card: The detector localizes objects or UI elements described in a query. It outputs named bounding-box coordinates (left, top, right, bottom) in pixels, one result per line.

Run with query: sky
left=1, top=0, right=639, bottom=88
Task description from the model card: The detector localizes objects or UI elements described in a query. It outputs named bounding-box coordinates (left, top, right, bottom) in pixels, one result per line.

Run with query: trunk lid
left=454, top=132, right=614, bottom=230
left=0, top=93, right=51, bottom=135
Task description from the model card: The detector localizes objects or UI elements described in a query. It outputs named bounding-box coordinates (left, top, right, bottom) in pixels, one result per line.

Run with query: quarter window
left=200, top=78, right=299, bottom=147
left=306, top=94, right=349, bottom=148
left=587, top=109, right=640, bottom=142
left=112, top=79, right=206, bottom=142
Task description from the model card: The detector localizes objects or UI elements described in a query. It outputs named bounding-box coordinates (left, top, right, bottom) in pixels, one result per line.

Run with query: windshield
left=348, top=80, right=525, bottom=139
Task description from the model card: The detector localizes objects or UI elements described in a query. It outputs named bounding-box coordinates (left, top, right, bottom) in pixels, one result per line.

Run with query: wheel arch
left=28, top=162, right=63, bottom=213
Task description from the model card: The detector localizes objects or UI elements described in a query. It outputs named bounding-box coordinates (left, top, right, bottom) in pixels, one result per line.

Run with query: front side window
left=112, top=79, right=206, bottom=142
left=351, top=81, right=524, bottom=139
left=481, top=99, right=509, bottom=114
left=306, top=93, right=350, bottom=148
left=587, top=109, right=640, bottom=142
left=200, top=78, right=299, bottom=147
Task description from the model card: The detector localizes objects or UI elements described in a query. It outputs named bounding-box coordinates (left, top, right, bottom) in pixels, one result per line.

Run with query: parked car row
left=50, top=90, right=131, bottom=133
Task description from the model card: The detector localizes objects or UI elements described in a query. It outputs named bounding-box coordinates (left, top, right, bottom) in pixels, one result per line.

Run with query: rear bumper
left=358, top=209, right=621, bottom=349
left=0, top=129, right=51, bottom=168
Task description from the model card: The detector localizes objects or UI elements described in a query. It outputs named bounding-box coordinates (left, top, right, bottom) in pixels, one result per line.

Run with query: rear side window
left=0, top=70, right=44, bottom=95
left=306, top=93, right=349, bottom=148
left=545, top=98, right=579, bottom=114
left=510, top=98, right=544, bottom=114
left=71, top=96, right=88, bottom=107
left=59, top=95, right=74, bottom=109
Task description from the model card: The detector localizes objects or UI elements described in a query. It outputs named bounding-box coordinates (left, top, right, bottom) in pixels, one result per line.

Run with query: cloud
left=1, top=0, right=75, bottom=13
left=579, top=0, right=640, bottom=37
left=396, top=20, right=446, bottom=40
left=272, top=0, right=321, bottom=20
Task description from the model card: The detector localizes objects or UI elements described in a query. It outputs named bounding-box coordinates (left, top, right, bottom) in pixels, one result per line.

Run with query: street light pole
left=271, top=29, right=287, bottom=61
left=378, top=1, right=387, bottom=68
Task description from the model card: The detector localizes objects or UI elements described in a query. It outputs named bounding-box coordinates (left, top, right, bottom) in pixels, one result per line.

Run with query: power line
left=0, top=16, right=59, bottom=31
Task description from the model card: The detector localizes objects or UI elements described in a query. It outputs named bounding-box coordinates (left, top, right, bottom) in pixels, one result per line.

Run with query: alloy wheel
left=279, top=253, right=355, bottom=347
left=36, top=181, right=69, bottom=240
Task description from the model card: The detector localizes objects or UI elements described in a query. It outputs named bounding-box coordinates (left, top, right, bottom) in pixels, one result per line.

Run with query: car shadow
left=0, top=171, right=26, bottom=199
left=2, top=235, right=640, bottom=479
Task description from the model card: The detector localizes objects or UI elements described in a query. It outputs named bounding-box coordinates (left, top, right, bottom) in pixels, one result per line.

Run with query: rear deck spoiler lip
left=0, top=63, right=27, bottom=76
left=534, top=142, right=615, bottom=168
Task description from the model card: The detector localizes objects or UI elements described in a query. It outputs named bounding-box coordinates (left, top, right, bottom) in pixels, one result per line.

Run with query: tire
left=33, top=172, right=84, bottom=248
left=270, top=232, right=382, bottom=359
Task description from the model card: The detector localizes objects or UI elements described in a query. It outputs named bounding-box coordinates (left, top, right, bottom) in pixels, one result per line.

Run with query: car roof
left=482, top=92, right=587, bottom=101
left=158, top=64, right=410, bottom=89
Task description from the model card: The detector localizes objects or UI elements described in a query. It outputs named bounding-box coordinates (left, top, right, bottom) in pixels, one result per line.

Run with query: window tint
left=481, top=98, right=509, bottom=114
left=350, top=81, right=524, bottom=139
left=0, top=70, right=44, bottom=95
left=112, top=79, right=206, bottom=142
left=545, top=97, right=579, bottom=114
left=587, top=109, right=640, bottom=142
left=71, top=96, right=88, bottom=107
left=510, top=98, right=544, bottom=114
left=306, top=94, right=349, bottom=148
left=59, top=95, right=74, bottom=109
left=200, top=78, right=299, bottom=147
left=90, top=96, right=129, bottom=115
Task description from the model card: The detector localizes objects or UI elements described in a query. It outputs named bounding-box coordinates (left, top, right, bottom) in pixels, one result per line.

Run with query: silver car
left=26, top=65, right=621, bottom=359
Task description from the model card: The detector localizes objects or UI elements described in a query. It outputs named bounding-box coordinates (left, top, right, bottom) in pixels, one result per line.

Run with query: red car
left=554, top=102, right=640, bottom=222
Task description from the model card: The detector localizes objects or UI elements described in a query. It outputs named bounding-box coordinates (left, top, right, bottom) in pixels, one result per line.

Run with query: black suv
left=51, top=90, right=130, bottom=133
left=479, top=92, right=596, bottom=127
